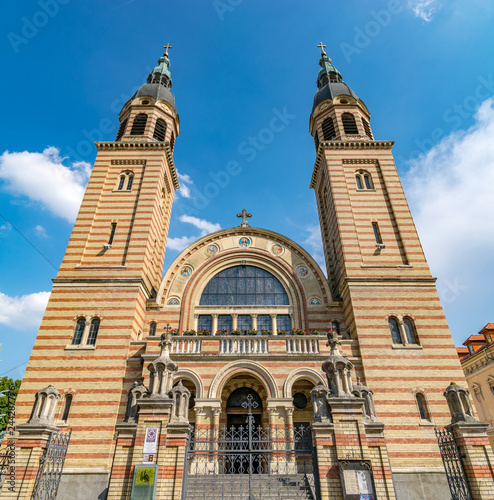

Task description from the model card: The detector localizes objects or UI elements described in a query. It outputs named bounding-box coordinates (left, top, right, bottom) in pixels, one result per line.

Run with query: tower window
left=153, top=118, right=167, bottom=141
left=116, top=118, right=128, bottom=142
left=355, top=175, right=363, bottom=190
left=342, top=113, right=359, bottom=135
left=108, top=223, right=117, bottom=245
left=149, top=322, right=156, bottom=337
left=362, top=118, right=373, bottom=139
left=170, top=131, right=175, bottom=151
left=364, top=175, right=372, bottom=189
left=314, top=131, right=320, bottom=150
left=322, top=117, right=336, bottom=141
left=130, top=113, right=148, bottom=135
left=372, top=222, right=382, bottom=244
left=389, top=318, right=402, bottom=344
left=72, top=318, right=86, bottom=345
left=87, top=318, right=100, bottom=345
left=61, top=394, right=72, bottom=422
left=118, top=176, right=125, bottom=191
left=126, top=175, right=134, bottom=191
left=403, top=318, right=418, bottom=344
left=416, top=393, right=430, bottom=421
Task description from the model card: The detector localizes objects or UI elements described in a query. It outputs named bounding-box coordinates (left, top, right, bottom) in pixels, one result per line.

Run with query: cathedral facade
left=7, top=46, right=494, bottom=500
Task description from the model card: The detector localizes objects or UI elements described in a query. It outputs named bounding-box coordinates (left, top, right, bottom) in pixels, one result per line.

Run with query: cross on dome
left=237, top=209, right=252, bottom=227
left=163, top=43, right=173, bottom=56
left=317, top=41, right=327, bottom=56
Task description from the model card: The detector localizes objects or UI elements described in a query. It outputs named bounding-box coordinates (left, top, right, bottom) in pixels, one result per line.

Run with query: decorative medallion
left=168, top=298, right=179, bottom=305
left=239, top=237, right=251, bottom=248
left=206, top=244, right=218, bottom=257
left=297, top=266, right=309, bottom=278
left=271, top=244, right=284, bottom=256
left=181, top=266, right=192, bottom=277
left=310, top=298, right=321, bottom=305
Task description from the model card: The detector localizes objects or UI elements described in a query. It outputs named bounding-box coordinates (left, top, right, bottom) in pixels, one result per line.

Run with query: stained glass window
left=277, top=315, right=291, bottom=332
left=237, top=315, right=252, bottom=332
left=198, top=315, right=212, bottom=332
left=218, top=315, right=232, bottom=331
left=199, top=266, right=289, bottom=306
left=257, top=315, right=271, bottom=331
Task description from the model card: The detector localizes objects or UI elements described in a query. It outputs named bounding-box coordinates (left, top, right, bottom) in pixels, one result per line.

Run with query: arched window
left=314, top=131, right=319, bottom=149
left=170, top=131, right=176, bottom=151
left=126, top=175, right=134, bottom=191
left=153, top=118, right=167, bottom=141
left=389, top=318, right=402, bottom=344
left=342, top=113, right=358, bottom=134
left=364, top=174, right=373, bottom=189
left=116, top=118, right=128, bottom=141
left=199, top=266, right=289, bottom=306
left=130, top=113, right=148, bottom=135
left=62, top=394, right=72, bottom=422
left=118, top=176, right=125, bottom=190
left=362, top=118, right=373, bottom=139
left=72, top=318, right=86, bottom=345
left=322, top=117, right=336, bottom=141
left=87, top=318, right=100, bottom=345
left=227, top=388, right=262, bottom=409
left=372, top=222, right=383, bottom=244
left=403, top=318, right=418, bottom=344
left=416, top=393, right=430, bottom=421
left=149, top=322, right=156, bottom=337
left=355, top=175, right=363, bottom=190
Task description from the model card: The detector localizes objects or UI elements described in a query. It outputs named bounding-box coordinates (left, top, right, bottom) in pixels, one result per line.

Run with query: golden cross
left=163, top=43, right=173, bottom=56
left=317, top=42, right=327, bottom=56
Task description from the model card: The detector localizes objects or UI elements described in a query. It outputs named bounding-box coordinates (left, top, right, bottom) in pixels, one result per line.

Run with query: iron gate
left=435, top=427, right=472, bottom=500
left=182, top=395, right=318, bottom=499
left=32, top=429, right=72, bottom=500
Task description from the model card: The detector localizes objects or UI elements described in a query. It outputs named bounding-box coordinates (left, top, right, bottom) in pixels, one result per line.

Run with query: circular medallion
left=293, top=392, right=308, bottom=409
left=168, top=298, right=179, bottom=305
left=239, top=237, right=251, bottom=248
left=310, top=298, right=321, bottom=305
left=181, top=266, right=192, bottom=277
left=271, top=244, right=283, bottom=256
left=206, top=244, right=218, bottom=256
left=297, top=266, right=309, bottom=278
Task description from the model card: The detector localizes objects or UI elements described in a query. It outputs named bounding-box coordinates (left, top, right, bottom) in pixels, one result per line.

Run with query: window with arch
left=355, top=171, right=374, bottom=190
left=130, top=113, right=148, bottom=135
left=389, top=317, right=402, bottom=344
left=117, top=175, right=126, bottom=190
left=355, top=175, right=363, bottom=190
left=87, top=318, right=100, bottom=345
left=117, top=171, right=134, bottom=191
left=314, top=131, right=319, bottom=149
left=61, top=394, right=73, bottom=422
left=199, top=266, right=289, bottom=306
left=170, top=131, right=175, bottom=151
left=322, top=116, right=336, bottom=141
left=149, top=322, right=157, bottom=337
left=415, top=393, right=430, bottom=421
left=116, top=118, right=128, bottom=141
left=403, top=318, right=418, bottom=344
left=341, top=113, right=359, bottom=134
left=126, top=174, right=134, bottom=191
left=72, top=318, right=86, bottom=345
left=153, top=118, right=167, bottom=141
left=361, top=118, right=373, bottom=139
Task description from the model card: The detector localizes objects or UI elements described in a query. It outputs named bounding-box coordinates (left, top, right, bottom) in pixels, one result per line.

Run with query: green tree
left=0, top=376, right=21, bottom=433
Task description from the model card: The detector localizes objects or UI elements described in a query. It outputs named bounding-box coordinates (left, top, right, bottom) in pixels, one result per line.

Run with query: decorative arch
left=173, top=369, right=204, bottom=398
left=208, top=360, right=278, bottom=399
left=283, top=369, right=326, bottom=398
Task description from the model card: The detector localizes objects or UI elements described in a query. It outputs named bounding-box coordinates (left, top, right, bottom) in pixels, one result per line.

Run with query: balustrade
left=286, top=337, right=320, bottom=354
left=172, top=338, right=202, bottom=354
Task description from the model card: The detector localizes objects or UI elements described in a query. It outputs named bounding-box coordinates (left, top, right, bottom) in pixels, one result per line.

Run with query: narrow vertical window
left=72, top=318, right=85, bottom=345
left=372, top=222, right=382, bottom=244
left=170, top=131, right=175, bottom=151
left=87, top=318, right=100, bottom=345
left=149, top=322, right=156, bottom=336
left=118, top=176, right=125, bottom=190
left=332, top=321, right=340, bottom=336
left=314, top=131, right=319, bottom=149
left=153, top=118, right=167, bottom=141
left=116, top=118, right=128, bottom=141
left=403, top=318, right=418, bottom=344
left=322, top=117, right=336, bottom=140
left=126, top=175, right=134, bottom=191
left=341, top=113, right=358, bottom=134
left=364, top=175, right=372, bottom=189
left=356, top=175, right=363, bottom=189
left=362, top=118, right=373, bottom=139
left=416, top=393, right=430, bottom=421
left=108, top=223, right=117, bottom=245
left=389, top=318, right=402, bottom=344
left=62, top=394, right=72, bottom=422
left=130, top=113, right=148, bottom=135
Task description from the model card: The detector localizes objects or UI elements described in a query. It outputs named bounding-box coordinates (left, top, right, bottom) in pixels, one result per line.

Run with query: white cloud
left=34, top=225, right=48, bottom=238
left=0, top=147, right=91, bottom=223
left=176, top=171, right=193, bottom=199
left=0, top=223, right=11, bottom=237
left=0, top=291, right=50, bottom=330
left=178, top=215, right=221, bottom=235
left=303, top=224, right=327, bottom=276
left=404, top=97, right=494, bottom=296
left=409, top=0, right=440, bottom=21
left=167, top=235, right=197, bottom=252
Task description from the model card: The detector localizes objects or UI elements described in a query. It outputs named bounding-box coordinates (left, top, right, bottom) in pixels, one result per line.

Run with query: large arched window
left=227, top=387, right=262, bottom=409
left=87, top=318, right=100, bottom=345
left=130, top=113, right=148, bottom=135
left=72, top=318, right=86, bottom=345
left=153, top=118, right=167, bottom=141
left=342, top=113, right=359, bottom=134
left=199, top=266, right=289, bottom=306
left=322, top=117, right=336, bottom=140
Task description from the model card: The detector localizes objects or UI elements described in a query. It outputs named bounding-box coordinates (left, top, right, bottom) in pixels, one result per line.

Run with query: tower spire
left=316, top=42, right=342, bottom=89
left=147, top=43, right=173, bottom=89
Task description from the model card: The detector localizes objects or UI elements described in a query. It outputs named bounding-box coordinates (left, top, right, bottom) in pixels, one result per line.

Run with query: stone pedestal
left=446, top=421, right=494, bottom=500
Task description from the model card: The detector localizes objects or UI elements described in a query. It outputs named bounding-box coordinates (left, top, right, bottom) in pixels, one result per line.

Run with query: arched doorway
left=226, top=387, right=263, bottom=429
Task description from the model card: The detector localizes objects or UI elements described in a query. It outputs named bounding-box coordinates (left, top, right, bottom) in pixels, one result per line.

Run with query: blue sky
left=1, top=0, right=494, bottom=379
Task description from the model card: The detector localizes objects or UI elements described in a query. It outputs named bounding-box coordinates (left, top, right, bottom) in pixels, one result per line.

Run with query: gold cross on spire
left=163, top=43, right=173, bottom=56
left=317, top=42, right=327, bottom=56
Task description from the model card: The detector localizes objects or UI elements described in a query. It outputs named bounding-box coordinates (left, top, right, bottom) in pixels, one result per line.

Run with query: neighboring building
left=7, top=46, right=494, bottom=500
left=457, top=323, right=494, bottom=448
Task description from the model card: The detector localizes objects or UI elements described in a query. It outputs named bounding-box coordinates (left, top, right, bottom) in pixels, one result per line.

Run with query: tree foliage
left=0, top=377, right=21, bottom=432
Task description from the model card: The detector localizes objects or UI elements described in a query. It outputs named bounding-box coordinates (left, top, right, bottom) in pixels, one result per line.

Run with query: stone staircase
left=185, top=474, right=314, bottom=499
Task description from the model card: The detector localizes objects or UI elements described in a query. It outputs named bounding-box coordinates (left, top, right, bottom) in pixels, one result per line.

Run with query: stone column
left=212, top=314, right=218, bottom=335
left=231, top=313, right=238, bottom=331
left=251, top=313, right=258, bottom=331
left=194, top=314, right=199, bottom=331
left=270, top=314, right=277, bottom=335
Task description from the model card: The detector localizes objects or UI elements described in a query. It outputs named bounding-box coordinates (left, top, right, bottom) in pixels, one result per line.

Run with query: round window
left=293, top=392, right=308, bottom=409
